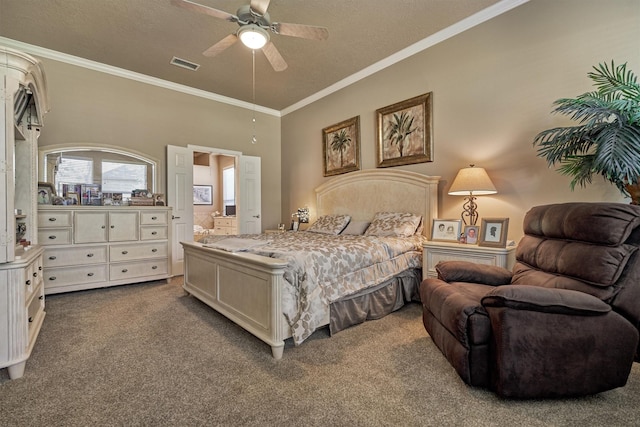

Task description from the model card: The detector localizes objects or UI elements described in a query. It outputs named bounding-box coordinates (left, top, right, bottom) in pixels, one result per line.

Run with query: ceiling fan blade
left=261, top=42, right=287, bottom=72
left=171, top=0, right=236, bottom=22
left=203, top=34, right=238, bottom=57
left=250, top=0, right=271, bottom=16
left=272, top=22, right=329, bottom=40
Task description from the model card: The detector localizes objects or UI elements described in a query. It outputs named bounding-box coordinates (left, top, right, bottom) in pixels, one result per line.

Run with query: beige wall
left=281, top=0, right=640, bottom=241
left=36, top=58, right=282, bottom=229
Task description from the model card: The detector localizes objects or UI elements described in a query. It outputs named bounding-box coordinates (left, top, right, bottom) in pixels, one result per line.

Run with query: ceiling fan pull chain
left=251, top=49, right=257, bottom=144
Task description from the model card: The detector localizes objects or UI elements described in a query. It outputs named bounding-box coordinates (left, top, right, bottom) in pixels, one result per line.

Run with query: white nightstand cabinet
left=38, top=206, right=172, bottom=294
left=423, top=241, right=516, bottom=280
left=0, top=246, right=45, bottom=379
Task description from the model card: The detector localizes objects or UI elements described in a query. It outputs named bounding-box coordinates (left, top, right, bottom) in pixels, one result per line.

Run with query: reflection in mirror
left=40, top=146, right=157, bottom=201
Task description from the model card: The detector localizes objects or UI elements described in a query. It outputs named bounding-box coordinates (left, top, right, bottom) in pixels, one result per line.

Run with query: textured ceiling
left=0, top=0, right=508, bottom=111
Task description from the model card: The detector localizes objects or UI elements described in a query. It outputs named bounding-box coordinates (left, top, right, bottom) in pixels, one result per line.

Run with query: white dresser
left=213, top=216, right=237, bottom=235
left=0, top=246, right=45, bottom=379
left=38, top=206, right=172, bottom=294
left=423, top=241, right=516, bottom=280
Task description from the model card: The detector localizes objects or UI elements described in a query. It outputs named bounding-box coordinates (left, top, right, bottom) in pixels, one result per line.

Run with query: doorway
left=193, top=151, right=237, bottom=240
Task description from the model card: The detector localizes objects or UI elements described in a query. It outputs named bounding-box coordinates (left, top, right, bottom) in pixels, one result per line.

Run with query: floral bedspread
left=201, top=231, right=425, bottom=344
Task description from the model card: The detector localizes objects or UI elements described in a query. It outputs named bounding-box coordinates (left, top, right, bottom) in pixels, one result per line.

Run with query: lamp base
left=460, top=195, right=478, bottom=226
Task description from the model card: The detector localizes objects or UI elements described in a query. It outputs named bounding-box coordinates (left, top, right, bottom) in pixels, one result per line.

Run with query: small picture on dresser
left=37, top=182, right=55, bottom=205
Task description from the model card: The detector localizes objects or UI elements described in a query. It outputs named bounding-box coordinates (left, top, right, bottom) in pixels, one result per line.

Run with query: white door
left=239, top=155, right=261, bottom=234
left=167, top=145, right=193, bottom=276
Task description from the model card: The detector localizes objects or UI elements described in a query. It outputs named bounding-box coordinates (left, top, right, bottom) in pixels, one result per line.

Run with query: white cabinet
left=0, top=246, right=45, bottom=379
left=423, top=241, right=516, bottom=280
left=0, top=47, right=49, bottom=380
left=73, top=210, right=139, bottom=243
left=38, top=206, right=172, bottom=294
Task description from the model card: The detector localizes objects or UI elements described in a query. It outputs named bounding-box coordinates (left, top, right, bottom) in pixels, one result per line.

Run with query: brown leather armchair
left=420, top=203, right=640, bottom=398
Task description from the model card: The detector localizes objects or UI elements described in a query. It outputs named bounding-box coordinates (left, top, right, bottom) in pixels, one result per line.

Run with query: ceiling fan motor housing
left=236, top=5, right=271, bottom=28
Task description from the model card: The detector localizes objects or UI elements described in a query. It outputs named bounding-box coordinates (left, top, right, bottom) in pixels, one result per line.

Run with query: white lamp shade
left=238, top=25, right=269, bottom=50
left=448, top=166, right=497, bottom=196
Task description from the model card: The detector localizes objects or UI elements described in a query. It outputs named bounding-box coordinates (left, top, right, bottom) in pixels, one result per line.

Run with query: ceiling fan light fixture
left=238, top=24, right=269, bottom=49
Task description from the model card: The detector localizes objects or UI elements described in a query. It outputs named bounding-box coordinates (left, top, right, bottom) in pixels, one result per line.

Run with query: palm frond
left=589, top=61, right=640, bottom=101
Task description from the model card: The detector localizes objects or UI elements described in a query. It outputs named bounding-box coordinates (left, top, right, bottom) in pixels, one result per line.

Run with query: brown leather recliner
left=420, top=203, right=640, bottom=398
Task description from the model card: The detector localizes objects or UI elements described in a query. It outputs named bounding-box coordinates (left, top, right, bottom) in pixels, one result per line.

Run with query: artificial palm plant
left=533, top=61, right=640, bottom=203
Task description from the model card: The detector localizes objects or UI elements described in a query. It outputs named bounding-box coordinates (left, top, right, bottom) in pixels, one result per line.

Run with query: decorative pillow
left=340, top=221, right=370, bottom=235
left=364, top=212, right=422, bottom=237
left=307, top=214, right=351, bottom=235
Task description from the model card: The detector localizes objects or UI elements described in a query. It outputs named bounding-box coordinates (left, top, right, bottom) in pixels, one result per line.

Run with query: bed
left=181, top=169, right=440, bottom=359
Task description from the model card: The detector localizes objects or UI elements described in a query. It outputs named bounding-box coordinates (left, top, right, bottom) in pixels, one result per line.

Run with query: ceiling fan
left=171, top=0, right=329, bottom=72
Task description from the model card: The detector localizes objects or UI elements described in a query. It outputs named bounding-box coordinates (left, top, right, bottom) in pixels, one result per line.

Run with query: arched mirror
left=39, top=145, right=158, bottom=205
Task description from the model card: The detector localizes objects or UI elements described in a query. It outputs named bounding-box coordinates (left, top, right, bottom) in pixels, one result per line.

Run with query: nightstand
left=423, top=241, right=516, bottom=279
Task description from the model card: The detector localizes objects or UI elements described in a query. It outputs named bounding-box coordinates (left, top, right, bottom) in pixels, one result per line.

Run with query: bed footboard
left=181, top=242, right=290, bottom=359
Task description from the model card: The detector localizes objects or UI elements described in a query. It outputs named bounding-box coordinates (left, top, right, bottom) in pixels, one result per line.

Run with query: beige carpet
left=1, top=278, right=639, bottom=426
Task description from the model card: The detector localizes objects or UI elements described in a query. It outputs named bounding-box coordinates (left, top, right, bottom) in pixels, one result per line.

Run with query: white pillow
left=340, top=221, right=370, bottom=235
left=364, top=212, right=422, bottom=237
left=307, top=214, right=351, bottom=235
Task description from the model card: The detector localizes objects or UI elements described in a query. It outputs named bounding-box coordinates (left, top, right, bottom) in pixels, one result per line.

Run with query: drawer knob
left=111, top=225, right=115, bottom=229
left=49, top=235, right=56, bottom=240
left=87, top=253, right=94, bottom=257
left=122, top=268, right=128, bottom=273
left=152, top=216, right=157, bottom=220
left=26, top=279, right=31, bottom=286
left=101, top=225, right=106, bottom=229
left=49, top=256, right=57, bottom=260
left=87, top=272, right=94, bottom=277
left=49, top=276, right=56, bottom=281
left=48, top=217, right=56, bottom=222
left=39, top=295, right=43, bottom=300
left=151, top=231, right=158, bottom=235
left=151, top=248, right=158, bottom=253
left=28, top=317, right=33, bottom=323
left=39, top=266, right=42, bottom=270
left=152, top=265, right=158, bottom=270
left=33, top=272, right=38, bottom=277
left=122, top=250, right=128, bottom=255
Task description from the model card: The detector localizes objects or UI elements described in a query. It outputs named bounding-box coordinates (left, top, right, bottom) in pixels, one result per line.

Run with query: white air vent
left=170, top=57, right=200, bottom=71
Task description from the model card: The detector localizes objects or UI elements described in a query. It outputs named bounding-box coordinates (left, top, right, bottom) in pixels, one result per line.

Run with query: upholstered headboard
left=315, top=169, right=440, bottom=237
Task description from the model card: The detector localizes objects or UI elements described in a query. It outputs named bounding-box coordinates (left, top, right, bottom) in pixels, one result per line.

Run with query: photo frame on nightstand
left=431, top=219, right=462, bottom=242
left=479, top=218, right=509, bottom=248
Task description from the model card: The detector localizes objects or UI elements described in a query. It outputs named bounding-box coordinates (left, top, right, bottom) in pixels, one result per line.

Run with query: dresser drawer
left=140, top=226, right=168, bottom=240
left=26, top=286, right=45, bottom=342
left=213, top=227, right=235, bottom=235
left=44, top=264, right=108, bottom=289
left=43, top=245, right=108, bottom=267
left=24, top=255, right=43, bottom=299
left=110, top=242, right=168, bottom=262
left=140, top=211, right=168, bottom=225
left=38, top=211, right=73, bottom=228
left=38, top=229, right=72, bottom=245
left=214, top=217, right=236, bottom=227
left=110, top=260, right=168, bottom=281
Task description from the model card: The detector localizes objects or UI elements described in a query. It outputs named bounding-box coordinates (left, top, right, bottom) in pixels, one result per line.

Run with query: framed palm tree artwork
left=376, top=92, right=433, bottom=167
left=322, top=116, right=361, bottom=176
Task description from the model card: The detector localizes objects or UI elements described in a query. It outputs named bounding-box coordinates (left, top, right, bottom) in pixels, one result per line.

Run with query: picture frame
left=193, top=185, right=213, bottom=205
left=431, top=219, right=462, bottom=242
left=479, top=218, right=509, bottom=248
left=37, top=182, right=55, bottom=205
left=464, top=225, right=480, bottom=245
left=153, top=193, right=166, bottom=206
left=376, top=92, right=433, bottom=168
left=322, top=116, right=361, bottom=176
